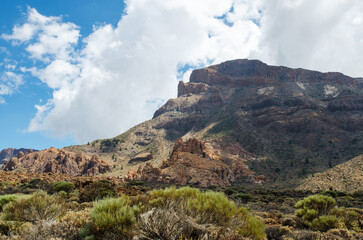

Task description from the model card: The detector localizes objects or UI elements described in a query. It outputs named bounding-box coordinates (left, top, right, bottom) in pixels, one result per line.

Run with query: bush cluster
left=81, top=186, right=266, bottom=240
left=0, top=179, right=361, bottom=240
left=295, top=194, right=361, bottom=232
left=2, top=190, right=65, bottom=223
left=80, top=180, right=116, bottom=202
left=52, top=181, right=75, bottom=194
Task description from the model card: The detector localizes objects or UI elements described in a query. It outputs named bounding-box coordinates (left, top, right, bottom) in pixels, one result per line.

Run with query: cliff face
left=3, top=147, right=110, bottom=176
left=70, top=59, right=363, bottom=189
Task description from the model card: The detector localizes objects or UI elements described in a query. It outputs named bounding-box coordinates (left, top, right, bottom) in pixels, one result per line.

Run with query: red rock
left=3, top=147, right=110, bottom=176
left=126, top=138, right=261, bottom=187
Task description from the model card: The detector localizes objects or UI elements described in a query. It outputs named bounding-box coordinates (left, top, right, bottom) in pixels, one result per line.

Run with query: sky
left=0, top=0, right=362, bottom=150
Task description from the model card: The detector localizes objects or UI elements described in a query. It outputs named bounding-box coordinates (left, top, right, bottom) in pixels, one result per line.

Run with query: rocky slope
left=126, top=138, right=264, bottom=187
left=297, top=155, right=363, bottom=193
left=3, top=147, right=110, bottom=176
left=68, top=59, right=363, bottom=189
left=0, top=148, right=37, bottom=164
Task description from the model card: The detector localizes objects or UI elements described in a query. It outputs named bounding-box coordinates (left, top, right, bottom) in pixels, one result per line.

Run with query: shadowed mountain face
left=53, top=59, right=363, bottom=188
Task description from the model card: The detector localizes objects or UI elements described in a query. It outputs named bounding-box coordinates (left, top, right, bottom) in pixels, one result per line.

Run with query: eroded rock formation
left=126, top=138, right=263, bottom=187
left=3, top=147, right=110, bottom=176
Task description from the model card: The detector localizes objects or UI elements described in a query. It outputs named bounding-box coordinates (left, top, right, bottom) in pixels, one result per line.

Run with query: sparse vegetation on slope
left=0, top=176, right=360, bottom=239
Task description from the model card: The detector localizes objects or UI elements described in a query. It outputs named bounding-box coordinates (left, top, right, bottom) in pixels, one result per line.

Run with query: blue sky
left=0, top=0, right=362, bottom=151
left=0, top=0, right=125, bottom=150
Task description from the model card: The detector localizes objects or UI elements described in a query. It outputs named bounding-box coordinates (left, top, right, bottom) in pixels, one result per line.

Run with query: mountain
left=0, top=148, right=37, bottom=164
left=117, top=59, right=362, bottom=188
left=6, top=59, right=363, bottom=189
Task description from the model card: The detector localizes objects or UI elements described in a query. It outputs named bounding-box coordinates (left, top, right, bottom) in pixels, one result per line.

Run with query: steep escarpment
left=69, top=59, right=363, bottom=189
left=3, top=147, right=110, bottom=176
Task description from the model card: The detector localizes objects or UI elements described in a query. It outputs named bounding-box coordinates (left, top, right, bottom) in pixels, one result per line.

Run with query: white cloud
left=2, top=7, right=79, bottom=61
left=0, top=71, right=23, bottom=104
left=2, top=0, right=363, bottom=143
left=254, top=0, right=363, bottom=77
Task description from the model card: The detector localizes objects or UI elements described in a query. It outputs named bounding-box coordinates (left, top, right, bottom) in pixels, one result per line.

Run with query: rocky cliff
left=0, top=148, right=37, bottom=164
left=126, top=138, right=263, bottom=187
left=69, top=59, right=363, bottom=189
left=3, top=147, right=111, bottom=176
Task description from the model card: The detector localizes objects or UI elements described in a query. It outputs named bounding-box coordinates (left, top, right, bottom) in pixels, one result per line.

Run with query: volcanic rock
left=3, top=147, right=110, bottom=176
left=0, top=148, right=37, bottom=164
left=126, top=138, right=259, bottom=187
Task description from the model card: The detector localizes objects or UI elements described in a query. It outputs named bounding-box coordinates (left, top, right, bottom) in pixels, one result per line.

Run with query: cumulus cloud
left=0, top=71, right=23, bottom=104
left=2, top=0, right=363, bottom=143
left=255, top=0, right=363, bottom=76
left=2, top=7, right=79, bottom=61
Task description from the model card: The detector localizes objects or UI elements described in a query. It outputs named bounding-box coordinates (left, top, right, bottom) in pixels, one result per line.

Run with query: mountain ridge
left=4, top=59, right=363, bottom=190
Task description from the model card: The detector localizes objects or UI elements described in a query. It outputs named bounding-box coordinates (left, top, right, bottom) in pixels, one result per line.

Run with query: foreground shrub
left=0, top=194, right=19, bottom=212
left=10, top=220, right=81, bottom=240
left=265, top=225, right=290, bottom=240
left=150, top=186, right=239, bottom=225
left=52, top=181, right=75, bottom=193
left=80, top=181, right=116, bottom=202
left=295, top=194, right=336, bottom=219
left=146, top=186, right=265, bottom=239
left=295, top=194, right=361, bottom=231
left=60, top=210, right=91, bottom=229
left=285, top=229, right=321, bottom=240
left=136, top=207, right=204, bottom=240
left=237, top=213, right=266, bottom=240
left=310, top=215, right=339, bottom=231
left=88, top=196, right=142, bottom=238
left=295, top=194, right=337, bottom=230
left=2, top=190, right=65, bottom=223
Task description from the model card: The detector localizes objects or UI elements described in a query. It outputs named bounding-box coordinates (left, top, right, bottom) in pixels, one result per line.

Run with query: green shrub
left=310, top=215, right=339, bottom=231
left=127, top=180, right=145, bottom=186
left=19, top=178, right=50, bottom=191
left=2, top=190, right=65, bottom=223
left=293, top=194, right=359, bottom=231
left=295, top=194, right=336, bottom=220
left=51, top=181, right=75, bottom=193
left=0, top=194, right=19, bottom=212
left=150, top=186, right=238, bottom=225
left=234, top=193, right=252, bottom=203
left=321, top=190, right=338, bottom=198
left=224, top=187, right=237, bottom=196
left=148, top=186, right=266, bottom=239
left=237, top=214, right=266, bottom=240
left=89, top=196, right=141, bottom=237
left=80, top=181, right=116, bottom=202
left=329, top=207, right=360, bottom=230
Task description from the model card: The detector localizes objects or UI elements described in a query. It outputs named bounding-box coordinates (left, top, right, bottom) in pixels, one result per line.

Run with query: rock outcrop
left=0, top=148, right=37, bottom=164
left=128, top=153, right=153, bottom=164
left=3, top=147, right=110, bottom=176
left=126, top=138, right=262, bottom=187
